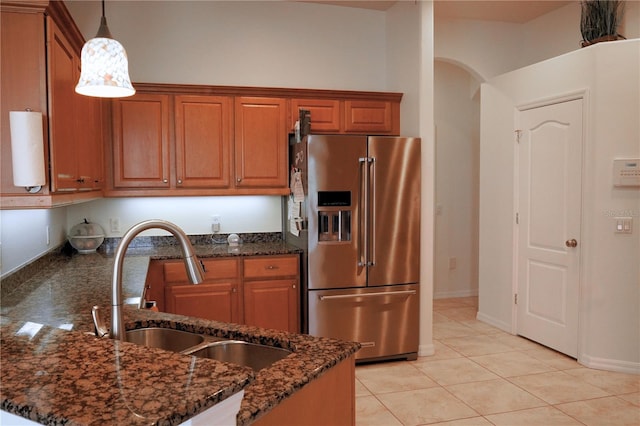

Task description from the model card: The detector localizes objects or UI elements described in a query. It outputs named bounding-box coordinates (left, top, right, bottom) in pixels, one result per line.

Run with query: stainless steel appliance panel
left=308, top=284, right=419, bottom=360
left=366, top=137, right=421, bottom=286
left=307, top=135, right=367, bottom=290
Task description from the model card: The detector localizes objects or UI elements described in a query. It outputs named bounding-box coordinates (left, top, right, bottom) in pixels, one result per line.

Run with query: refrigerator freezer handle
left=318, top=290, right=417, bottom=300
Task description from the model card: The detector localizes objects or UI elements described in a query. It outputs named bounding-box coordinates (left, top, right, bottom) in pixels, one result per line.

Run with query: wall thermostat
left=613, top=159, right=640, bottom=187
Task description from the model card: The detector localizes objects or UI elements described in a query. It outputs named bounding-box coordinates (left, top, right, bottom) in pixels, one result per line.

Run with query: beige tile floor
left=355, top=297, right=640, bottom=425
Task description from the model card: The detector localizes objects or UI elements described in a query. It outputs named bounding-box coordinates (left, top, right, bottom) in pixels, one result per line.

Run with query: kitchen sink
left=185, top=341, right=292, bottom=371
left=124, top=327, right=291, bottom=371
left=125, top=327, right=205, bottom=352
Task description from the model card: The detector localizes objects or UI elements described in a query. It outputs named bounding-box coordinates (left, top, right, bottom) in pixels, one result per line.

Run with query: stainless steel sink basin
left=124, top=327, right=291, bottom=371
left=125, top=327, right=205, bottom=352
left=186, top=341, right=292, bottom=371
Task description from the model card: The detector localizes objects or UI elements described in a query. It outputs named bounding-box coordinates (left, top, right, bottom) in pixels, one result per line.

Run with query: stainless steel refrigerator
left=286, top=134, right=420, bottom=362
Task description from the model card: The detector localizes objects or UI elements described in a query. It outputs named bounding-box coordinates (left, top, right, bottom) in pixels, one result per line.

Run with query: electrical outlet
left=449, top=257, right=457, bottom=270
left=211, top=215, right=221, bottom=233
left=110, top=218, right=120, bottom=233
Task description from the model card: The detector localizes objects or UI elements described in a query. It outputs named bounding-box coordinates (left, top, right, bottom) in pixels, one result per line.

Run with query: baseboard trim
left=579, top=353, right=640, bottom=375
left=418, top=343, right=435, bottom=357
left=433, top=289, right=479, bottom=299
left=476, top=311, right=512, bottom=333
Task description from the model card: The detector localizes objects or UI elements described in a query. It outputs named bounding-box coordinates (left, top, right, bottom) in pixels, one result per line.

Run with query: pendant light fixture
left=75, top=0, right=135, bottom=98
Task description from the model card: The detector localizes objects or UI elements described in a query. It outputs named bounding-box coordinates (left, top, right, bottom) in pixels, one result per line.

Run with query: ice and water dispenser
left=317, top=191, right=352, bottom=242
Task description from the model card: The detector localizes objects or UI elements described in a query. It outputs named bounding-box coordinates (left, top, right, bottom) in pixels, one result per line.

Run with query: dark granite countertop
left=0, top=239, right=359, bottom=425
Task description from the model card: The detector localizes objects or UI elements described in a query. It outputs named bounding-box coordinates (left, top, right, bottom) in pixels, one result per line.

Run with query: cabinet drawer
left=243, top=256, right=299, bottom=278
left=164, top=258, right=238, bottom=282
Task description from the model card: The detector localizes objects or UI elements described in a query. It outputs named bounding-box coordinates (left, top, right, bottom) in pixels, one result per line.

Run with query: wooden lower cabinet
left=165, top=282, right=239, bottom=323
left=254, top=355, right=356, bottom=426
left=154, top=258, right=240, bottom=323
left=243, top=255, right=300, bottom=333
left=145, top=254, right=300, bottom=332
left=244, top=279, right=298, bottom=332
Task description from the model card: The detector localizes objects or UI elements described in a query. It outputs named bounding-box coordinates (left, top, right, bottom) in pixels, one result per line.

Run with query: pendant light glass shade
left=75, top=3, right=135, bottom=98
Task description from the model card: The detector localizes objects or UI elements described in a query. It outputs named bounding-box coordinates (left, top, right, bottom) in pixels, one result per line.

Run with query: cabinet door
left=234, top=97, right=287, bottom=188
left=48, top=19, right=78, bottom=192
left=165, top=282, right=240, bottom=323
left=290, top=99, right=341, bottom=133
left=76, top=76, right=104, bottom=191
left=112, top=94, right=170, bottom=188
left=244, top=279, right=299, bottom=333
left=1, top=10, right=48, bottom=196
left=344, top=100, right=396, bottom=134
left=175, top=95, right=233, bottom=189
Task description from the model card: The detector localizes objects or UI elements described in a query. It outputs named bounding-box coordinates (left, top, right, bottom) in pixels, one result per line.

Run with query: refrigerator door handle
left=318, top=290, right=417, bottom=300
left=358, top=157, right=369, bottom=267
left=369, top=157, right=376, bottom=267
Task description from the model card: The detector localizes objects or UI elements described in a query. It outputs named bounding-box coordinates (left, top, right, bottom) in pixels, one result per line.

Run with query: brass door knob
left=565, top=239, right=578, bottom=248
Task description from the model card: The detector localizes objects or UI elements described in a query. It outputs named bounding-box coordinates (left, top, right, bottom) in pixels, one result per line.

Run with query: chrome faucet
left=95, top=219, right=205, bottom=340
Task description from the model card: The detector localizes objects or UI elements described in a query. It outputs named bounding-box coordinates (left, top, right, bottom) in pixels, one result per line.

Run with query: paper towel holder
left=9, top=109, right=45, bottom=193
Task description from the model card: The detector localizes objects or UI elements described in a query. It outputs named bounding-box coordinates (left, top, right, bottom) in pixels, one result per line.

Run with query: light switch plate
left=614, top=217, right=633, bottom=234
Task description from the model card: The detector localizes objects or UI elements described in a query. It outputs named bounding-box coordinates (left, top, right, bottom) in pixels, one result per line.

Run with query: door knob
left=565, top=239, right=578, bottom=248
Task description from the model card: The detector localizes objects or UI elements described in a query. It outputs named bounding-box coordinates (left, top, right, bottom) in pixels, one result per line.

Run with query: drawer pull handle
left=266, top=265, right=279, bottom=270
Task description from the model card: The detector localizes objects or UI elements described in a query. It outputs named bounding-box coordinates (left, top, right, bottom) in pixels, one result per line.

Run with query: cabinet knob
left=292, top=284, right=296, bottom=289
left=177, top=179, right=183, bottom=184
left=163, top=179, right=168, bottom=183
left=232, top=287, right=237, bottom=293
left=236, top=177, right=242, bottom=183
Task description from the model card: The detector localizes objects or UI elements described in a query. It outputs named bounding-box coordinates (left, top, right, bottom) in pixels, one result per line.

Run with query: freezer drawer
left=308, top=284, right=419, bottom=361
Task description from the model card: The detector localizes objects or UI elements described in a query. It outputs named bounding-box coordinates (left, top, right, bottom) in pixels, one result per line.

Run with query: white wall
left=66, top=196, right=282, bottom=238
left=479, top=40, right=640, bottom=373
left=434, top=60, right=480, bottom=299
left=0, top=208, right=67, bottom=276
left=437, top=1, right=640, bottom=82
left=66, top=0, right=387, bottom=90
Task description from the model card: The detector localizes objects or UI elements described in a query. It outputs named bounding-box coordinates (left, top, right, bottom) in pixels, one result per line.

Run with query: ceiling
left=297, top=1, right=573, bottom=23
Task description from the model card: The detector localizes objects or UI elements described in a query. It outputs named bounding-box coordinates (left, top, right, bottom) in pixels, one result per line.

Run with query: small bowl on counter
left=68, top=219, right=105, bottom=254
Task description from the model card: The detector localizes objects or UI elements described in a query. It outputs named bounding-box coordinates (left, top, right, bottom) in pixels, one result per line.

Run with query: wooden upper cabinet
left=174, top=95, right=233, bottom=189
left=290, top=98, right=400, bottom=135
left=1, top=3, right=103, bottom=207
left=75, top=64, right=104, bottom=191
left=0, top=9, right=48, bottom=197
left=48, top=19, right=78, bottom=192
left=112, top=93, right=170, bottom=188
left=234, top=97, right=288, bottom=189
left=344, top=100, right=399, bottom=135
left=290, top=99, right=341, bottom=133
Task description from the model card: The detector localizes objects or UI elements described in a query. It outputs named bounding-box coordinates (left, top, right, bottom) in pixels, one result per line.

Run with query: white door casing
left=516, top=98, right=583, bottom=358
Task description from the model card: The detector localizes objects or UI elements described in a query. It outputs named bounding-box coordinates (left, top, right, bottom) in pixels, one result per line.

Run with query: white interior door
left=516, top=98, right=583, bottom=358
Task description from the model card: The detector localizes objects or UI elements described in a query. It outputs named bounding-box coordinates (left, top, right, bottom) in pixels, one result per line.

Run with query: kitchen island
left=0, top=238, right=359, bottom=425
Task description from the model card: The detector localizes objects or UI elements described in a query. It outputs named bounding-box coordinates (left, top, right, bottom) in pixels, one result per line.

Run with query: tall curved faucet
left=109, top=219, right=205, bottom=340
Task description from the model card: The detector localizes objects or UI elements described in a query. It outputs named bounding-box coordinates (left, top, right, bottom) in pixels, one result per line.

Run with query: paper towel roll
left=9, top=111, right=45, bottom=188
